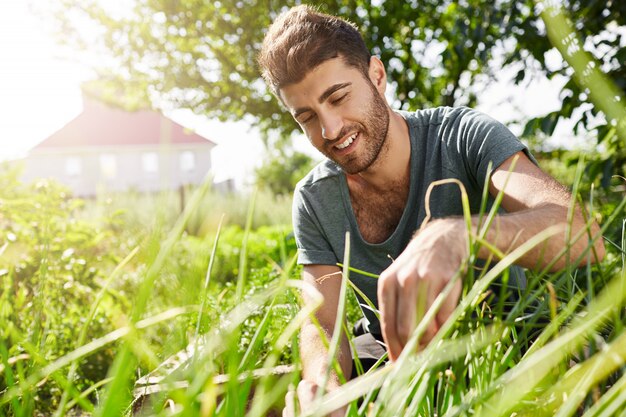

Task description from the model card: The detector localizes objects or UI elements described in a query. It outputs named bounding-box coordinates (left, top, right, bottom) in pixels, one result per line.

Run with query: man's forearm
left=473, top=203, right=605, bottom=271
left=300, top=321, right=352, bottom=390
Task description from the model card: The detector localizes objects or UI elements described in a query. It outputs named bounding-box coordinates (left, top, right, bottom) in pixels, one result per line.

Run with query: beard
left=321, top=83, right=390, bottom=175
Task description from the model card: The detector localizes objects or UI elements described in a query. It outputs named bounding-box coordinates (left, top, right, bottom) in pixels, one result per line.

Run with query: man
left=257, top=5, right=604, bottom=415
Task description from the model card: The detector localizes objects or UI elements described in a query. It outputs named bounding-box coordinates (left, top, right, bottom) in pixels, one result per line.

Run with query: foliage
left=38, top=2, right=566, bottom=134
left=0, top=167, right=298, bottom=415
left=512, top=0, right=626, bottom=184
left=49, top=0, right=624, bottom=186
left=3, top=160, right=626, bottom=416
left=52, top=0, right=301, bottom=145
left=2, top=160, right=626, bottom=415
left=0, top=167, right=121, bottom=411
left=79, top=185, right=293, bottom=236
left=255, top=148, right=316, bottom=196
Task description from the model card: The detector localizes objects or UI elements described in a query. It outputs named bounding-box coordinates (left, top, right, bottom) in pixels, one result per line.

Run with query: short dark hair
left=258, top=5, right=371, bottom=95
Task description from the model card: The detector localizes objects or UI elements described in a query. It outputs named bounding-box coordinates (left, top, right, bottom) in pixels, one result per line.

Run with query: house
left=20, top=92, right=217, bottom=196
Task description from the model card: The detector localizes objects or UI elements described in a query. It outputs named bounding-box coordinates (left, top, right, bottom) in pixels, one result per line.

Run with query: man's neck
left=350, top=110, right=411, bottom=191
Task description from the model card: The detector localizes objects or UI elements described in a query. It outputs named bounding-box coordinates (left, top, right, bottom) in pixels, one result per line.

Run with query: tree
left=255, top=148, right=315, bottom=195
left=52, top=0, right=625, bottom=182
left=52, top=1, right=511, bottom=138
left=507, top=0, right=626, bottom=186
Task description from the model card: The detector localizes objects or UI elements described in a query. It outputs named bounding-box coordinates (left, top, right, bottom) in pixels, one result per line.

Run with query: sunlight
left=0, top=2, right=88, bottom=160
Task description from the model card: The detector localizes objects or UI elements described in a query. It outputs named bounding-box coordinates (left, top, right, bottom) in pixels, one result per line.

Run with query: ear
left=368, top=56, right=387, bottom=95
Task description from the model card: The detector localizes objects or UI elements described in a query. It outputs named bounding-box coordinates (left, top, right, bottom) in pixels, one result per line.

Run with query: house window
left=180, top=151, right=195, bottom=172
left=142, top=152, right=158, bottom=174
left=99, top=154, right=117, bottom=179
left=65, top=157, right=82, bottom=177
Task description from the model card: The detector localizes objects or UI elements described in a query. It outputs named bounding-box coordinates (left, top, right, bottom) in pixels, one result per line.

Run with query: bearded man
left=257, top=5, right=604, bottom=416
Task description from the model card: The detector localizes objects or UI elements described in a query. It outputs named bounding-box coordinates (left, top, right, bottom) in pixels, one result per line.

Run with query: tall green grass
left=0, top=170, right=299, bottom=416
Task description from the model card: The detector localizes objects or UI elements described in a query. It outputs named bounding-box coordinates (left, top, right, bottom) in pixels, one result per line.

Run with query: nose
left=320, top=111, right=343, bottom=141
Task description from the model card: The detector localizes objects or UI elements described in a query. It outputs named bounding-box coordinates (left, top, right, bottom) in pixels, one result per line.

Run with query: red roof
left=34, top=97, right=215, bottom=150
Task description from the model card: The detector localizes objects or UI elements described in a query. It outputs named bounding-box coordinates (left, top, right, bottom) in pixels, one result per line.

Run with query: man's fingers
left=284, top=380, right=318, bottom=417
left=436, top=278, right=462, bottom=329
left=395, top=270, right=419, bottom=347
left=297, top=380, right=318, bottom=406
left=330, top=407, right=348, bottom=417
left=419, top=275, right=442, bottom=346
left=283, top=390, right=296, bottom=417
left=378, top=272, right=402, bottom=361
left=297, top=380, right=347, bottom=417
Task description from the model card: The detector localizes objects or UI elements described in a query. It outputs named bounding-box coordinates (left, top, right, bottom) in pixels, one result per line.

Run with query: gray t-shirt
left=292, top=106, right=534, bottom=335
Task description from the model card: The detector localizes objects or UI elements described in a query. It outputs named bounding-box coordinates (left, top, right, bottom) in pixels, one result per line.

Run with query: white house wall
left=21, top=144, right=214, bottom=196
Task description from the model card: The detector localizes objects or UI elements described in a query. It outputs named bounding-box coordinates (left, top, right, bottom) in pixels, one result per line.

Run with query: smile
left=335, top=132, right=357, bottom=150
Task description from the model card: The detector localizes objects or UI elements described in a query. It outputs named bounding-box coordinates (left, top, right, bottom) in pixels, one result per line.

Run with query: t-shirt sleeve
left=455, top=108, right=538, bottom=187
left=292, top=185, right=338, bottom=266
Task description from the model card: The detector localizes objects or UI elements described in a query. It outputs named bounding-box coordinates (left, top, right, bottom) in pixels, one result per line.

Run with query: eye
left=299, top=113, right=317, bottom=125
left=331, top=93, right=348, bottom=105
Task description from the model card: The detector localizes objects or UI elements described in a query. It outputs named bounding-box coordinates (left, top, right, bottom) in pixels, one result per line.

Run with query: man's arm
left=283, top=265, right=351, bottom=417
left=300, top=264, right=352, bottom=389
left=378, top=152, right=606, bottom=360
left=483, top=151, right=604, bottom=270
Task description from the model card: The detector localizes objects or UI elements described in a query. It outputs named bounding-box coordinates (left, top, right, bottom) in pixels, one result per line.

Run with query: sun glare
left=0, top=2, right=89, bottom=161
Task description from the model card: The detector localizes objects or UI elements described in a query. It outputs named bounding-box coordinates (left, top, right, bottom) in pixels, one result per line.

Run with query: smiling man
left=257, top=5, right=604, bottom=416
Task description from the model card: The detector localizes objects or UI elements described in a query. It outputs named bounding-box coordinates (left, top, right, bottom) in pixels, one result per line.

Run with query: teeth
left=336, top=133, right=357, bottom=150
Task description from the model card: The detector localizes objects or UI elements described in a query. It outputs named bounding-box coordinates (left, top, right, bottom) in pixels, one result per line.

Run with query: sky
left=0, top=1, right=583, bottom=188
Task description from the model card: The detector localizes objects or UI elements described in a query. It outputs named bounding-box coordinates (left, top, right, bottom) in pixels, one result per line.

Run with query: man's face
left=279, top=58, right=390, bottom=174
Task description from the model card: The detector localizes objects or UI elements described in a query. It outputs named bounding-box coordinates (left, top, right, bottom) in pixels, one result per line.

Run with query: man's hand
left=283, top=380, right=347, bottom=417
left=378, top=218, right=467, bottom=361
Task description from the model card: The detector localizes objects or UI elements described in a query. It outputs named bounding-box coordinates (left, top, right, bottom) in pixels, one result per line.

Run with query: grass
left=0, top=171, right=299, bottom=416
left=1, top=153, right=624, bottom=417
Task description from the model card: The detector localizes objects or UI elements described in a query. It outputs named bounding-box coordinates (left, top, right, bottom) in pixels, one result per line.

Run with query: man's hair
left=258, top=5, right=371, bottom=95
